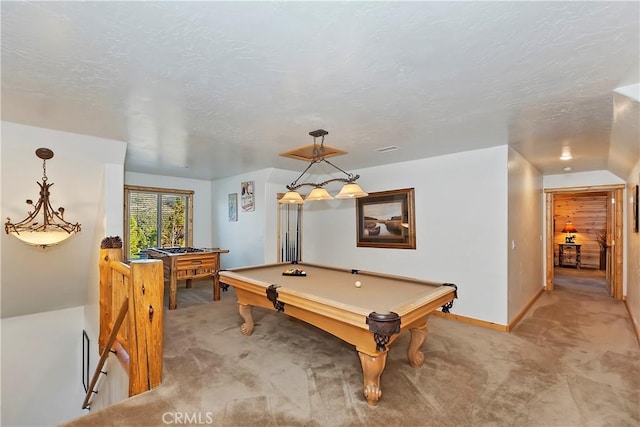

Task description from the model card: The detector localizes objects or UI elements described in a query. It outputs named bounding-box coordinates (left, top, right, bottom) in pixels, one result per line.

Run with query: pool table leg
left=357, top=349, right=388, bottom=406
left=238, top=304, right=254, bottom=336
left=407, top=320, right=428, bottom=368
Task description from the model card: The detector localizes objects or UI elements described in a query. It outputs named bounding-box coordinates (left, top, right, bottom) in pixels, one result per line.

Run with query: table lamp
left=561, top=221, right=577, bottom=243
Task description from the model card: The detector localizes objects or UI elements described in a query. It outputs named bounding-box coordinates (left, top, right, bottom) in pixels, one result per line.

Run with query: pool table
left=219, top=262, right=457, bottom=406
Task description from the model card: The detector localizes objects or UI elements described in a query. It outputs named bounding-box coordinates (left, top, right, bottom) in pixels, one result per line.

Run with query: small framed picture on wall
left=228, top=193, right=238, bottom=222
left=634, top=184, right=639, bottom=233
left=241, top=181, right=255, bottom=212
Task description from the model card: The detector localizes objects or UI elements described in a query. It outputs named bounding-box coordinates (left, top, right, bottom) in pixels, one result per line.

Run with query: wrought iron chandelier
left=5, top=148, right=81, bottom=248
left=279, top=129, right=368, bottom=204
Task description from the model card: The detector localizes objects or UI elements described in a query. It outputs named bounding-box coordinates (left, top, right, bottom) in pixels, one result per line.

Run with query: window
left=124, top=185, right=194, bottom=260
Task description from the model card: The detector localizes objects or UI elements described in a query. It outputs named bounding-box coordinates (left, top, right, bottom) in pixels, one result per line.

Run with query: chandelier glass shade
left=306, top=187, right=334, bottom=201
left=279, top=129, right=368, bottom=204
left=279, top=191, right=305, bottom=204
left=335, top=183, right=368, bottom=199
left=4, top=148, right=81, bottom=248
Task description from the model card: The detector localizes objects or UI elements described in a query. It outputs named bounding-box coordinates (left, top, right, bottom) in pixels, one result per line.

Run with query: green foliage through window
left=125, top=187, right=192, bottom=260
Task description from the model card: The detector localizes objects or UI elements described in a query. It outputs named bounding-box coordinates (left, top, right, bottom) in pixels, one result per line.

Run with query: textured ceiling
left=2, top=2, right=639, bottom=180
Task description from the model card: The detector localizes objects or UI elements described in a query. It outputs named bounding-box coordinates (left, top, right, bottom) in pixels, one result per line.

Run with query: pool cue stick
left=295, top=205, right=300, bottom=262
left=285, top=204, right=290, bottom=261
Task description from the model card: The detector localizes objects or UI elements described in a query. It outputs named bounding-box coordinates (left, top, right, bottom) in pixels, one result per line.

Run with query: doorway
left=545, top=185, right=625, bottom=299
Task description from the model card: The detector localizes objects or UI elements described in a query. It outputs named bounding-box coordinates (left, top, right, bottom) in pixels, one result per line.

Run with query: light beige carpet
left=64, top=270, right=639, bottom=426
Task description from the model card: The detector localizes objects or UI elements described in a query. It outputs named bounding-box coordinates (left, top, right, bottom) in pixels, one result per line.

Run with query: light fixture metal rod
left=286, top=158, right=322, bottom=190
left=284, top=129, right=363, bottom=194
left=285, top=158, right=359, bottom=191
left=321, top=158, right=357, bottom=181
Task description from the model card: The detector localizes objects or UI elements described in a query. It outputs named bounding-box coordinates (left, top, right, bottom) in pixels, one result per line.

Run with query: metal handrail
left=82, top=298, right=129, bottom=410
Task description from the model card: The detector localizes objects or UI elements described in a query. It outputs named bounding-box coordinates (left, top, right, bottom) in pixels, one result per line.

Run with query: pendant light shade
left=279, top=191, right=305, bottom=204
left=306, top=187, right=334, bottom=201
left=335, top=183, right=368, bottom=199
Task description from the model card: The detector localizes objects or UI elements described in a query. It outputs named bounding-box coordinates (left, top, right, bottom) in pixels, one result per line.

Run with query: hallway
left=554, top=266, right=609, bottom=294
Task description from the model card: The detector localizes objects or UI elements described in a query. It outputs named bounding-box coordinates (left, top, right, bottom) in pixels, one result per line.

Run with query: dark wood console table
left=558, top=244, right=581, bottom=269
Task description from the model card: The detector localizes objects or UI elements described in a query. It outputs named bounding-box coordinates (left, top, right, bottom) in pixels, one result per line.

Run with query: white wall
left=626, top=160, right=640, bottom=336
left=212, top=169, right=269, bottom=268
left=507, top=148, right=544, bottom=321
left=1, top=122, right=127, bottom=426
left=1, top=122, right=126, bottom=318
left=608, top=91, right=639, bottom=180
left=211, top=168, right=299, bottom=268
left=83, top=163, right=127, bottom=412
left=125, top=172, right=213, bottom=249
left=1, top=307, right=86, bottom=426
left=609, top=87, right=639, bottom=336
left=84, top=164, right=125, bottom=342
left=544, top=170, right=625, bottom=189
left=0, top=120, right=3, bottom=421
left=84, top=355, right=129, bottom=414
left=299, top=146, right=510, bottom=325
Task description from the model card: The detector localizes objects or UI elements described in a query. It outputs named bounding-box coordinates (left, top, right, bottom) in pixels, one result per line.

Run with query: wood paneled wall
left=554, top=192, right=607, bottom=269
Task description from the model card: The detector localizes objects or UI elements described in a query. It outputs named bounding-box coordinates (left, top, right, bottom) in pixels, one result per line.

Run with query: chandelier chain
left=42, top=158, right=48, bottom=182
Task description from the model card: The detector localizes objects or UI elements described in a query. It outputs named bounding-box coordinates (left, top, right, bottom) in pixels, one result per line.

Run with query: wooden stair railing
left=83, top=236, right=164, bottom=410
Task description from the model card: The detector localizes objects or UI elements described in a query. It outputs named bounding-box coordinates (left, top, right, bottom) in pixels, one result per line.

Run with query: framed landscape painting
left=356, top=188, right=416, bottom=249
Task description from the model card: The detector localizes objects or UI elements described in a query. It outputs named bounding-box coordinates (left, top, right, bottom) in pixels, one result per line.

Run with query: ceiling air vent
left=375, top=146, right=400, bottom=153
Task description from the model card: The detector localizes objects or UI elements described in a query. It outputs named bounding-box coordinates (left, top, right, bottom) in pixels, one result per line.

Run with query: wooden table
left=219, top=262, right=457, bottom=406
left=146, top=247, right=229, bottom=309
left=558, top=244, right=581, bottom=269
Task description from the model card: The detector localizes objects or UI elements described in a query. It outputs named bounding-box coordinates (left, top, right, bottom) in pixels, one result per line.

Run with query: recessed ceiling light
left=563, top=166, right=572, bottom=172
left=375, top=146, right=400, bottom=153
left=560, top=147, right=572, bottom=161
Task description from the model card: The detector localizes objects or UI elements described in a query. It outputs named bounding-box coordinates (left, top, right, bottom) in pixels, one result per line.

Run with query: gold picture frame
left=356, top=188, right=416, bottom=249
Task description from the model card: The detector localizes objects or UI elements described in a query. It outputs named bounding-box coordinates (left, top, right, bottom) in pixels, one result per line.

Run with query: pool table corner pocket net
left=441, top=283, right=458, bottom=313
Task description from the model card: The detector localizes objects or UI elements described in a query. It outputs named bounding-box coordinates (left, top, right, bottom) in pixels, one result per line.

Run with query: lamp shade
left=10, top=229, right=76, bottom=247
left=561, top=222, right=577, bottom=233
left=305, top=187, right=334, bottom=201
left=335, top=183, right=368, bottom=199
left=279, top=191, right=305, bottom=204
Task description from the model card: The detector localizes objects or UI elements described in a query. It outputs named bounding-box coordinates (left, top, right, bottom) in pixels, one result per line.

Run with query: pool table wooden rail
left=219, top=262, right=457, bottom=406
